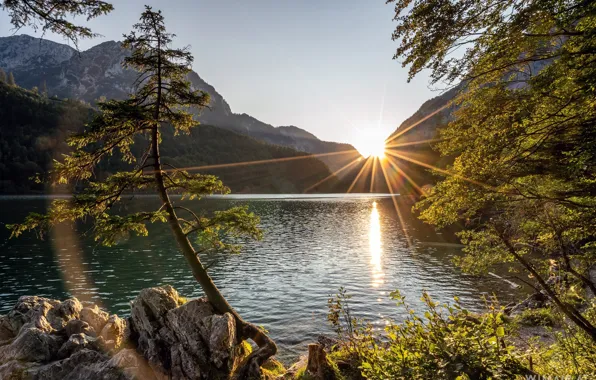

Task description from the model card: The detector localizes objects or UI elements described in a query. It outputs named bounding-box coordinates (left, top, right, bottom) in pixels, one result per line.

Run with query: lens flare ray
left=379, top=159, right=413, bottom=247
left=156, top=149, right=360, bottom=173
left=385, top=150, right=494, bottom=190
left=385, top=103, right=450, bottom=144
left=303, top=157, right=362, bottom=193
left=347, top=156, right=373, bottom=193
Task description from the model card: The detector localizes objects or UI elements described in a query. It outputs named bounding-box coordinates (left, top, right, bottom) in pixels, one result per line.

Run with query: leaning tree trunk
left=150, top=125, right=277, bottom=374
left=149, top=35, right=276, bottom=374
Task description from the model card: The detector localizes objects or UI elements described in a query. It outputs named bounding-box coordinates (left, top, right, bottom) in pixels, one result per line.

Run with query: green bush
left=328, top=289, right=531, bottom=379
left=516, top=308, right=558, bottom=327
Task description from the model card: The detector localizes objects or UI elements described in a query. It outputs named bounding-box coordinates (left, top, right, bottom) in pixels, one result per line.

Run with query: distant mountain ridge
left=0, top=34, right=358, bottom=172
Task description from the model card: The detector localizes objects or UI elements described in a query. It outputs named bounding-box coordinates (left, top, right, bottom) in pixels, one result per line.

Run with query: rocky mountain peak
left=0, top=34, right=75, bottom=71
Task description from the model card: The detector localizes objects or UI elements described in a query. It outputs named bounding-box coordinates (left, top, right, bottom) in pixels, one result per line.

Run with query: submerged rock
left=0, top=287, right=251, bottom=379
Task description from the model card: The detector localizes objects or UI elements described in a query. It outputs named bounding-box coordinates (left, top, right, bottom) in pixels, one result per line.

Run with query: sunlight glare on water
left=369, top=201, right=384, bottom=288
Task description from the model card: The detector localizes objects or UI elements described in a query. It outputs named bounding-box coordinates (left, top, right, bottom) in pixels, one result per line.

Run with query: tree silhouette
left=7, top=72, right=16, bottom=86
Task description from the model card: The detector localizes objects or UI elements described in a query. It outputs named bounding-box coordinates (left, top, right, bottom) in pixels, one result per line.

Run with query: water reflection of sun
left=369, top=201, right=384, bottom=288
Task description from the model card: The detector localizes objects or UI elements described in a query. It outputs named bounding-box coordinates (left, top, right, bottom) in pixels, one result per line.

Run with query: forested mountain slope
left=0, top=82, right=337, bottom=194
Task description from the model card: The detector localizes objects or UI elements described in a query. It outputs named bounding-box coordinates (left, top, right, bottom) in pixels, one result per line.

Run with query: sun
left=355, top=137, right=386, bottom=158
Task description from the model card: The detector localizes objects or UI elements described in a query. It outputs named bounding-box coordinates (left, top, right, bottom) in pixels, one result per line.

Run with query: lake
left=0, top=195, right=524, bottom=362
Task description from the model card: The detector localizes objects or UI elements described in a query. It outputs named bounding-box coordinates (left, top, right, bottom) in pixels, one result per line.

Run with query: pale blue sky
left=0, top=0, right=434, bottom=147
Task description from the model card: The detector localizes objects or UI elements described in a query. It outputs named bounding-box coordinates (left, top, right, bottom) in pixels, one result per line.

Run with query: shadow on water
left=0, top=195, right=529, bottom=361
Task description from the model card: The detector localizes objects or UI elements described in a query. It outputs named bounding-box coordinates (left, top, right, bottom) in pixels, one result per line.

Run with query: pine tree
left=0, top=69, right=6, bottom=83
left=41, top=81, right=48, bottom=97
left=7, top=72, right=16, bottom=86
left=8, top=6, right=277, bottom=372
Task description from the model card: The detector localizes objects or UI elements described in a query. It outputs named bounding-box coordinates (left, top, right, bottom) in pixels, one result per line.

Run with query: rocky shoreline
left=0, top=286, right=260, bottom=379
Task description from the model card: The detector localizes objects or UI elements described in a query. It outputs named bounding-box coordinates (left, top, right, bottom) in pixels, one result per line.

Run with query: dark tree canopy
left=1, top=0, right=113, bottom=45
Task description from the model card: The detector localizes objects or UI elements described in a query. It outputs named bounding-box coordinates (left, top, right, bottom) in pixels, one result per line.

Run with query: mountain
left=0, top=81, right=338, bottom=194
left=0, top=35, right=359, bottom=173
left=380, top=86, right=460, bottom=194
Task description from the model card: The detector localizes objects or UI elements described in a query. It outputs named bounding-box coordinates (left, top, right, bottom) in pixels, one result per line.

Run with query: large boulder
left=130, top=286, right=240, bottom=379
left=100, top=315, right=127, bottom=351
left=0, top=325, right=64, bottom=363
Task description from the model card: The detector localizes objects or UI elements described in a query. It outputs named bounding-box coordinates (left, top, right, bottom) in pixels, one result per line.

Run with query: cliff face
left=0, top=35, right=358, bottom=173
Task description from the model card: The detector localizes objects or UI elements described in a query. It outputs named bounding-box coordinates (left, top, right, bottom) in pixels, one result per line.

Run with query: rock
left=306, top=343, right=337, bottom=379
left=80, top=305, right=110, bottom=333
left=32, top=348, right=113, bottom=380
left=0, top=315, right=17, bottom=342
left=202, top=313, right=236, bottom=369
left=509, top=292, right=549, bottom=315
left=65, top=319, right=95, bottom=337
left=130, top=286, right=241, bottom=379
left=0, top=325, right=63, bottom=363
left=107, top=348, right=162, bottom=380
left=4, top=296, right=83, bottom=336
left=0, top=287, right=247, bottom=380
left=100, top=315, right=127, bottom=350
left=284, top=356, right=307, bottom=379
left=57, top=333, right=100, bottom=359
left=0, top=360, right=33, bottom=379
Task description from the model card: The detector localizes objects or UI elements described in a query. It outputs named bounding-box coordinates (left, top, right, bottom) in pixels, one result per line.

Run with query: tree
left=1, top=0, right=113, bottom=46
left=31, top=86, right=38, bottom=94
left=8, top=6, right=277, bottom=373
left=40, top=80, right=48, bottom=96
left=388, top=0, right=596, bottom=341
left=7, top=72, right=16, bottom=86
left=0, top=68, right=6, bottom=83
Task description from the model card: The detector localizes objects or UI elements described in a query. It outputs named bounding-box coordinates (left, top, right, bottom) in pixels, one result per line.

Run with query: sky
left=0, top=0, right=435, bottom=148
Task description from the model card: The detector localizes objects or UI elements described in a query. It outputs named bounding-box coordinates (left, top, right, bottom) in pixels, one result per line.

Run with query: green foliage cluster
left=389, top=0, right=596, bottom=340
left=326, top=289, right=596, bottom=379
left=327, top=289, right=529, bottom=379
left=528, top=303, right=596, bottom=376
left=516, top=308, right=559, bottom=327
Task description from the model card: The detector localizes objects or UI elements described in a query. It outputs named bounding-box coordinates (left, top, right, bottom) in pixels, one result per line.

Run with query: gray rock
left=0, top=315, right=18, bottom=341
left=32, top=348, right=111, bottom=380
left=0, top=359, right=35, bottom=379
left=57, top=333, right=100, bottom=359
left=0, top=326, right=63, bottom=363
left=0, top=287, right=246, bottom=380
left=4, top=296, right=83, bottom=336
left=130, top=286, right=241, bottom=379
left=65, top=319, right=95, bottom=337
left=100, top=315, right=127, bottom=351
left=80, top=305, right=109, bottom=334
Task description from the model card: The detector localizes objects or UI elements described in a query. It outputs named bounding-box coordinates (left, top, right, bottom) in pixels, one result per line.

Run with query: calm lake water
left=0, top=195, right=524, bottom=362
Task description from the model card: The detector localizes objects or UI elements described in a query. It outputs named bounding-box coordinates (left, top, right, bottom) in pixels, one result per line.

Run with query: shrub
left=327, top=289, right=531, bottom=379
left=516, top=308, right=558, bottom=327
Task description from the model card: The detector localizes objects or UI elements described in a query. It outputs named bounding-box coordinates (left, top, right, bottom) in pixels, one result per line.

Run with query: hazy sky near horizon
left=0, top=0, right=435, bottom=146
